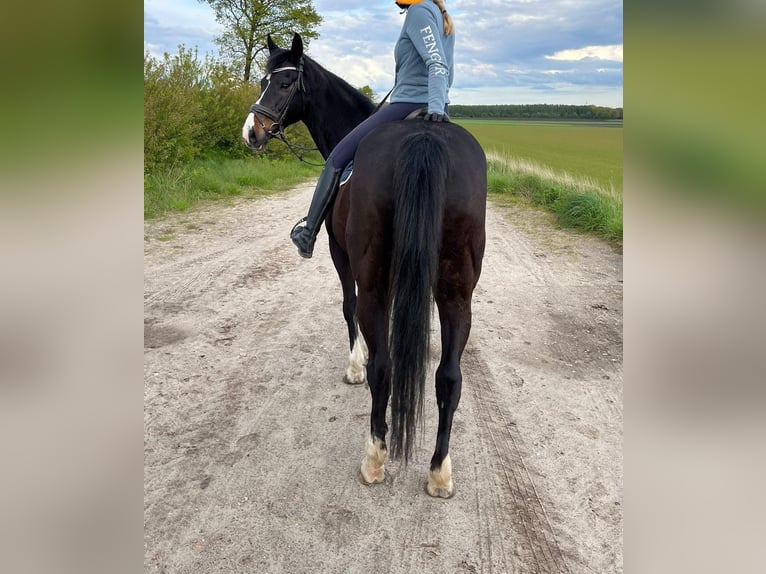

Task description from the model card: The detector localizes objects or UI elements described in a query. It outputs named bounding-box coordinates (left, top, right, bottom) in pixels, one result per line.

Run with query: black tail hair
left=388, top=131, right=448, bottom=462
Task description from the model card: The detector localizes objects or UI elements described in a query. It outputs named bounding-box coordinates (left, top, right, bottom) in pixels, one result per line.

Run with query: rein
left=249, top=57, right=323, bottom=166
left=272, top=131, right=324, bottom=167
left=376, top=86, right=395, bottom=111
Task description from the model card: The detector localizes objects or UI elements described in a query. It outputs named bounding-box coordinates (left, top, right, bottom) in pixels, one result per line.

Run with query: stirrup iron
left=290, top=216, right=308, bottom=235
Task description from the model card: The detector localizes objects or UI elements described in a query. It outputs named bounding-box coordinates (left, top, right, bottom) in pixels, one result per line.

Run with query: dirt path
left=144, top=183, right=623, bottom=574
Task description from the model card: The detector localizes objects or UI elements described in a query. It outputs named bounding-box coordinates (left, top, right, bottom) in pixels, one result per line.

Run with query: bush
left=144, top=46, right=261, bottom=172
left=197, top=60, right=260, bottom=159
left=144, top=45, right=323, bottom=173
left=144, top=47, right=205, bottom=171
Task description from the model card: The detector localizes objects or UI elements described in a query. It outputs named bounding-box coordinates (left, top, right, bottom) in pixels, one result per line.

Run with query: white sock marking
left=345, top=332, right=368, bottom=384
left=427, top=454, right=454, bottom=497
left=360, top=436, right=387, bottom=484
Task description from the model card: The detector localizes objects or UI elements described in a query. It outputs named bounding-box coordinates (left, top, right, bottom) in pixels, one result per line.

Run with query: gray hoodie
left=390, top=1, right=455, bottom=115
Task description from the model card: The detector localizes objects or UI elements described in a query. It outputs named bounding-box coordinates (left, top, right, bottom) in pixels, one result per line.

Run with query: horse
left=243, top=33, right=486, bottom=498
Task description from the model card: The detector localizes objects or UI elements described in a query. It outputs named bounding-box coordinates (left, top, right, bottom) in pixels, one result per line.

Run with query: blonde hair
left=432, top=0, right=454, bottom=36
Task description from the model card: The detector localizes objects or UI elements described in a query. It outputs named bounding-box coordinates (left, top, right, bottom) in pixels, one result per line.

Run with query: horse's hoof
left=343, top=372, right=365, bottom=385
left=425, top=481, right=455, bottom=499
left=425, top=454, right=454, bottom=498
left=359, top=438, right=387, bottom=484
left=359, top=467, right=385, bottom=485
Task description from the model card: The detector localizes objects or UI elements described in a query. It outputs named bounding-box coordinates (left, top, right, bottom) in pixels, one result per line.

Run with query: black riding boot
left=290, top=163, right=342, bottom=258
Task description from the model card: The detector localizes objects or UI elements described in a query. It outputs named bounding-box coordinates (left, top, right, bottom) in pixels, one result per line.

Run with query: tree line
left=448, top=104, right=623, bottom=120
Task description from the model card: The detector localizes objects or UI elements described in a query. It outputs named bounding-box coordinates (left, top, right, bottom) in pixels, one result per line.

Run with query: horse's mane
left=262, top=47, right=378, bottom=155
left=264, top=47, right=376, bottom=116
left=303, top=55, right=378, bottom=116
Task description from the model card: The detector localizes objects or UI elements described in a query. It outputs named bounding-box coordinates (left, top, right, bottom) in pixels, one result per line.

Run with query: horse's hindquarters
left=346, top=121, right=486, bottom=496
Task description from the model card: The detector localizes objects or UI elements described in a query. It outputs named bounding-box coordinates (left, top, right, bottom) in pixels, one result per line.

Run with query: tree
left=199, top=0, right=322, bottom=82
left=358, top=85, right=376, bottom=103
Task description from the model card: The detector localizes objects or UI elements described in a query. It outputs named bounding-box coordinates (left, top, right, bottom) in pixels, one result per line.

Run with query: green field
left=456, top=119, right=623, bottom=192
left=454, top=119, right=623, bottom=243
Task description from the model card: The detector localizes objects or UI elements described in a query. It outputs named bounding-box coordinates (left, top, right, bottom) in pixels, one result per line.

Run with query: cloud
left=504, top=14, right=546, bottom=24
left=307, top=7, right=404, bottom=93
left=144, top=0, right=623, bottom=106
left=144, top=0, right=221, bottom=57
left=546, top=45, right=623, bottom=62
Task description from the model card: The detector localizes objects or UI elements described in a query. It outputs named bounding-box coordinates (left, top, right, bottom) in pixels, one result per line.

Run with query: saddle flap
left=340, top=160, right=354, bottom=186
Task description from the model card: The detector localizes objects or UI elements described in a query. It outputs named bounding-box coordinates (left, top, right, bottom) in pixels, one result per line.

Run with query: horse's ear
left=267, top=34, right=278, bottom=53
left=290, top=33, right=303, bottom=60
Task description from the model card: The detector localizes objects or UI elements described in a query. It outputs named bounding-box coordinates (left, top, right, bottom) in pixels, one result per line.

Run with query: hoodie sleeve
left=404, top=4, right=450, bottom=115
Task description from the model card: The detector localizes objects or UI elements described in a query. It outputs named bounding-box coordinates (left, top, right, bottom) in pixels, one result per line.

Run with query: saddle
left=340, top=108, right=429, bottom=186
left=403, top=107, right=429, bottom=121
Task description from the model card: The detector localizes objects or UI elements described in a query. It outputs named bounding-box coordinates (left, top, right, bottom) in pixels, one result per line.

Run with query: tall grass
left=144, top=157, right=321, bottom=219
left=486, top=151, right=623, bottom=244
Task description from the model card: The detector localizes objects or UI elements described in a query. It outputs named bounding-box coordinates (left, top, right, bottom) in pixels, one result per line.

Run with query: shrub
left=144, top=46, right=263, bottom=172
left=144, top=45, right=322, bottom=172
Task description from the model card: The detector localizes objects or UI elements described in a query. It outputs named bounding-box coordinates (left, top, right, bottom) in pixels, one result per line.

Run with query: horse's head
left=242, top=33, right=306, bottom=151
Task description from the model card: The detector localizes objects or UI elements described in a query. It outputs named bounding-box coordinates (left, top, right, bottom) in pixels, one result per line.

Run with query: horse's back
left=352, top=121, right=487, bottom=213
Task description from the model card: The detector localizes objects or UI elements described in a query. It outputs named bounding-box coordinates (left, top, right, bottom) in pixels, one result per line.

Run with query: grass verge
left=145, top=152, right=622, bottom=244
left=487, top=151, right=622, bottom=244
left=144, top=157, right=321, bottom=219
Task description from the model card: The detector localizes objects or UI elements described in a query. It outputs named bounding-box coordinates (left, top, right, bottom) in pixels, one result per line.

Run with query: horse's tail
left=388, top=130, right=448, bottom=462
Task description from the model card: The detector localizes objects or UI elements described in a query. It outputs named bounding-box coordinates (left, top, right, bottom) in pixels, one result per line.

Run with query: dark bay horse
left=243, top=33, right=486, bottom=498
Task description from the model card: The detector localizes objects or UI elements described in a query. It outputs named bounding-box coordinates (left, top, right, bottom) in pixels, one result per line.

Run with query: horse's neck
left=302, top=65, right=375, bottom=159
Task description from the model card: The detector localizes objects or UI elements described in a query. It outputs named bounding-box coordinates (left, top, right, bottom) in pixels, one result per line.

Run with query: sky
left=144, top=0, right=623, bottom=107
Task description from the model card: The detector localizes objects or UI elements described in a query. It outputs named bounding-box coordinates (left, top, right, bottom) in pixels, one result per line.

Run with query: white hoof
left=360, top=437, right=387, bottom=485
left=426, top=454, right=455, bottom=499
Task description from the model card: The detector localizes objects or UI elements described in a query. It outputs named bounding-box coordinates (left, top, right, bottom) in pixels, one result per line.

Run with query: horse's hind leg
left=427, top=287, right=474, bottom=498
left=356, top=289, right=390, bottom=484
left=328, top=235, right=367, bottom=385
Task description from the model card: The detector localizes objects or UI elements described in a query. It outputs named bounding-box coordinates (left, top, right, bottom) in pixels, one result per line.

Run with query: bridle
left=248, top=57, right=322, bottom=165
left=250, top=57, right=305, bottom=137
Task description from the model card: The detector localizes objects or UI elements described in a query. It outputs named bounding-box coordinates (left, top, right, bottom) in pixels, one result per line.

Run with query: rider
left=290, top=0, right=455, bottom=258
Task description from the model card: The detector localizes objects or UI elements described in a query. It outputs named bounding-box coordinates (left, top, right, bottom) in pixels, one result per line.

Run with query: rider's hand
left=424, top=112, right=449, bottom=122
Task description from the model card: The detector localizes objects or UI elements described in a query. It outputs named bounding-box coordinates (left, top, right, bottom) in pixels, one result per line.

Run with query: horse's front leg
left=328, top=233, right=367, bottom=385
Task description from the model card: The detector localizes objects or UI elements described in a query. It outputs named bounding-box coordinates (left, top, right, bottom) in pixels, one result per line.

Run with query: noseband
left=249, top=57, right=306, bottom=138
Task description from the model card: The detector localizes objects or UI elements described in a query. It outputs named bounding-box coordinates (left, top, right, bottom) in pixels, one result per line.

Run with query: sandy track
left=144, top=183, right=623, bottom=573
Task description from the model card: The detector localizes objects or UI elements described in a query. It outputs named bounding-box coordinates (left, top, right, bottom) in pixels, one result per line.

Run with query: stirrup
left=290, top=216, right=308, bottom=236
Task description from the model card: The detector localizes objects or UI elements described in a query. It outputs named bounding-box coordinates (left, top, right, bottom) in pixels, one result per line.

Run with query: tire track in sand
left=463, top=345, right=571, bottom=574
